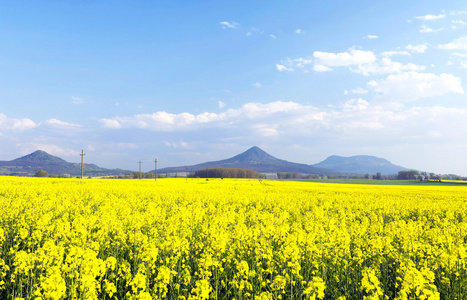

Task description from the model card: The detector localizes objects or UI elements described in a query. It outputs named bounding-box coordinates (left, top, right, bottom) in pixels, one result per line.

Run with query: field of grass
left=1, top=176, right=466, bottom=299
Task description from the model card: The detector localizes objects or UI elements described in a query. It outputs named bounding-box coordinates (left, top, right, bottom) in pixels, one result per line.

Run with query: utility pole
left=80, top=150, right=85, bottom=179
left=138, top=160, right=142, bottom=179
left=154, top=159, right=157, bottom=181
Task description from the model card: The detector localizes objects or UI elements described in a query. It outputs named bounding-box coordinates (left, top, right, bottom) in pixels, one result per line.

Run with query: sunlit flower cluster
left=0, top=177, right=466, bottom=299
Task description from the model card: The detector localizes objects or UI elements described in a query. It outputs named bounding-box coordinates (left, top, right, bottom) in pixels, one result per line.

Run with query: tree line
left=194, top=168, right=264, bottom=179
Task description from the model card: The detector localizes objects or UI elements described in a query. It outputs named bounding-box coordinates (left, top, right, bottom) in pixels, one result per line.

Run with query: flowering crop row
left=0, top=177, right=466, bottom=299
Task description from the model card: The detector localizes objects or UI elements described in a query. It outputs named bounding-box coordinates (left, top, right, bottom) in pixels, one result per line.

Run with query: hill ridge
left=157, top=146, right=336, bottom=175
left=313, top=154, right=409, bottom=175
left=0, top=151, right=132, bottom=177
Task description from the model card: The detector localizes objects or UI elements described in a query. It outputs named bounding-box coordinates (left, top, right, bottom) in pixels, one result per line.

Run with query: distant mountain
left=313, top=155, right=409, bottom=175
left=0, top=150, right=132, bottom=177
left=157, top=146, right=336, bottom=175
left=0, top=148, right=412, bottom=177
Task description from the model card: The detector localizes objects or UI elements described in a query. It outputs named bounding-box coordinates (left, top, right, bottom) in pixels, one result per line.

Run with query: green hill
left=0, top=150, right=131, bottom=177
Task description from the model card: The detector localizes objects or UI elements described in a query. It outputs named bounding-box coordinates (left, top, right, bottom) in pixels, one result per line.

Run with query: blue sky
left=1, top=1, right=467, bottom=175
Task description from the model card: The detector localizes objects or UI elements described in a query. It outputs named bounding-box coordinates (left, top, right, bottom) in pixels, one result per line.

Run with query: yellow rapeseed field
left=1, top=177, right=467, bottom=299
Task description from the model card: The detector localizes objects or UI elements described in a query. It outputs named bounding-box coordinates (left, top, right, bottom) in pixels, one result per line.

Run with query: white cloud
left=95, top=100, right=467, bottom=174
left=71, top=96, right=84, bottom=105
left=313, top=64, right=332, bottom=72
left=354, top=57, right=426, bottom=76
left=252, top=82, right=262, bottom=88
left=278, top=57, right=313, bottom=71
left=367, top=35, right=379, bottom=39
left=415, top=12, right=446, bottom=20
left=246, top=32, right=252, bottom=37
left=381, top=51, right=411, bottom=57
left=406, top=44, right=428, bottom=53
left=295, top=28, right=304, bottom=34
left=447, top=53, right=467, bottom=69
left=0, top=113, right=37, bottom=131
left=367, top=71, right=464, bottom=102
left=285, top=48, right=424, bottom=76
left=220, top=21, right=239, bottom=29
left=100, top=118, right=122, bottom=129
left=252, top=124, right=280, bottom=137
left=313, top=49, right=377, bottom=67
left=100, top=101, right=312, bottom=132
left=342, top=98, right=370, bottom=111
left=218, top=101, right=226, bottom=108
left=44, top=119, right=81, bottom=128
left=420, top=25, right=443, bottom=33
left=453, top=20, right=467, bottom=25
left=101, top=111, right=221, bottom=131
left=164, top=141, right=191, bottom=149
left=351, top=87, right=368, bottom=94
left=270, top=34, right=277, bottom=39
left=438, top=36, right=467, bottom=50
left=276, top=64, right=294, bottom=72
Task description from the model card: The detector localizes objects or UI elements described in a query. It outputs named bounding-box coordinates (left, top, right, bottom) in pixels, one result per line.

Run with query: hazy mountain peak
left=314, top=155, right=408, bottom=175
left=230, top=146, right=277, bottom=162
left=14, top=150, right=67, bottom=164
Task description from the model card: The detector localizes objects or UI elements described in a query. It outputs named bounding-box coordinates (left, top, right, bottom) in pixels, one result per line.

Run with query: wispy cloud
left=367, top=71, right=464, bottom=102
left=354, top=58, right=426, bottom=76
left=276, top=64, right=294, bottom=72
left=351, top=87, right=368, bottom=94
left=220, top=21, right=239, bottom=29
left=313, top=64, right=332, bottom=72
left=44, top=119, right=81, bottom=128
left=252, top=82, right=262, bottom=88
left=71, top=96, right=84, bottom=105
left=280, top=48, right=425, bottom=76
left=295, top=28, right=304, bottom=34
left=381, top=51, right=411, bottom=57
left=276, top=57, right=312, bottom=72
left=438, top=36, right=467, bottom=50
left=415, top=12, right=446, bottom=20
left=366, top=35, right=379, bottom=39
left=419, top=25, right=443, bottom=33
left=164, top=141, right=191, bottom=149
left=96, top=97, right=467, bottom=154
left=406, top=43, right=428, bottom=53
left=313, top=49, right=377, bottom=67
left=100, top=118, right=122, bottom=129
left=0, top=113, right=37, bottom=131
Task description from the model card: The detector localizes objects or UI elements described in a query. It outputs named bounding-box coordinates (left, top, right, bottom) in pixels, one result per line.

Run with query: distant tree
left=397, top=170, right=420, bottom=180
left=375, top=173, right=382, bottom=180
left=34, top=170, right=49, bottom=177
left=195, top=168, right=261, bottom=179
left=277, top=172, right=303, bottom=179
left=144, top=172, right=155, bottom=179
